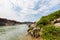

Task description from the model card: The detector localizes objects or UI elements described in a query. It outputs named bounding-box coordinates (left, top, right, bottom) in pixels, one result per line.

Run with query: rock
left=52, top=18, right=60, bottom=24
left=28, top=27, right=40, bottom=38
left=31, top=24, right=36, bottom=27
left=54, top=23, right=60, bottom=27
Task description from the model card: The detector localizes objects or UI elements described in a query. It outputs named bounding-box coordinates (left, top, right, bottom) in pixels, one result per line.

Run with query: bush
left=42, top=25, right=60, bottom=40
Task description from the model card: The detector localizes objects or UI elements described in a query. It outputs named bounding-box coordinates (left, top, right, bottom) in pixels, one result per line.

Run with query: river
left=0, top=24, right=35, bottom=40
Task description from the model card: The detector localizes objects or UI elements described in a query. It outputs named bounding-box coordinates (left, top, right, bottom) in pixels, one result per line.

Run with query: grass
left=41, top=25, right=60, bottom=40
left=36, top=10, right=60, bottom=26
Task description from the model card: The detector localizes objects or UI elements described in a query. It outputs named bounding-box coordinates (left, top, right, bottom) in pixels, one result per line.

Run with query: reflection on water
left=0, top=24, right=34, bottom=40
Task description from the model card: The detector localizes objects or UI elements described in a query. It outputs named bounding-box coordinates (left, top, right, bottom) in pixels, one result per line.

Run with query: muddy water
left=0, top=24, right=37, bottom=40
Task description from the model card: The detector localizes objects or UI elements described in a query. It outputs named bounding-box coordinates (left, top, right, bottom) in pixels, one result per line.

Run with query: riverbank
left=27, top=10, right=60, bottom=40
left=17, top=34, right=43, bottom=40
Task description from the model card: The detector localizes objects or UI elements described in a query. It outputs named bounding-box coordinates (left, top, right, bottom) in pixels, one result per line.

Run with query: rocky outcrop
left=52, top=18, right=60, bottom=23
left=27, top=27, right=40, bottom=38
left=54, top=23, right=60, bottom=27
left=52, top=17, right=60, bottom=27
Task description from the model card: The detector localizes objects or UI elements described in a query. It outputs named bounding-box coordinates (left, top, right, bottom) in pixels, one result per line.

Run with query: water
left=0, top=24, right=33, bottom=40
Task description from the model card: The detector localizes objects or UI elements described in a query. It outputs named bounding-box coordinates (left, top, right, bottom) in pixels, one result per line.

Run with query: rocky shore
left=28, top=24, right=41, bottom=38
left=27, top=10, right=60, bottom=40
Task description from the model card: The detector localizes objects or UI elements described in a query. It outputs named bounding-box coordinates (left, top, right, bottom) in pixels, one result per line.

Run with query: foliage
left=37, top=10, right=60, bottom=26
left=42, top=25, right=60, bottom=40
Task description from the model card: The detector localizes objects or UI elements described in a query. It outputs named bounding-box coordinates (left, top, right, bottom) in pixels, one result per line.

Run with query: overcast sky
left=0, top=0, right=60, bottom=22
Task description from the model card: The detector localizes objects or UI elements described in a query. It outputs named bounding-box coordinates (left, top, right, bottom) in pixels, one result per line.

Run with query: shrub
left=42, top=25, right=60, bottom=40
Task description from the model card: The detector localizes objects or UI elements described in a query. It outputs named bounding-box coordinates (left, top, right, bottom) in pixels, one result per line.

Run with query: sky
left=0, top=0, right=60, bottom=22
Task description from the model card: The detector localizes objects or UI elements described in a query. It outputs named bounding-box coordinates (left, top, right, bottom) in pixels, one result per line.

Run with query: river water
left=0, top=24, right=34, bottom=40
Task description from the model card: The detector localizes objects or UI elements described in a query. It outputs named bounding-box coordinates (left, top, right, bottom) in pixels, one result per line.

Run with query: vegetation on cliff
left=41, top=25, right=60, bottom=40
left=37, top=10, right=60, bottom=26
left=28, top=10, right=60, bottom=40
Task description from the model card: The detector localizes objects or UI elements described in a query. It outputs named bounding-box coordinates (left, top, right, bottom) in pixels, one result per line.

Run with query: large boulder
left=54, top=23, right=60, bottom=27
left=28, top=27, right=40, bottom=38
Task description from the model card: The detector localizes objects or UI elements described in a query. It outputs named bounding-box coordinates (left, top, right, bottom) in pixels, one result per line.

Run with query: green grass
left=36, top=10, right=60, bottom=26
left=41, top=25, right=60, bottom=40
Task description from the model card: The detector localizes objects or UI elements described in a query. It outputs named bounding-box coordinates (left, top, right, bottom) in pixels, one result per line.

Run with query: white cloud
left=0, top=0, right=21, bottom=21
left=35, top=0, right=60, bottom=16
left=0, top=0, right=60, bottom=22
left=49, top=0, right=60, bottom=7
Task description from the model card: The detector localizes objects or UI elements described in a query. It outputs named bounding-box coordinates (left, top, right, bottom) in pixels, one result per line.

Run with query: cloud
left=11, top=3, right=22, bottom=12
left=0, top=0, right=60, bottom=22
left=0, top=0, right=21, bottom=21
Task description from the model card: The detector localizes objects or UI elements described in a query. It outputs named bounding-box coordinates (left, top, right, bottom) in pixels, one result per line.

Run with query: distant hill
left=0, top=18, right=35, bottom=26
left=0, top=18, right=21, bottom=26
